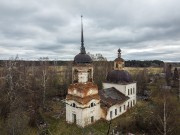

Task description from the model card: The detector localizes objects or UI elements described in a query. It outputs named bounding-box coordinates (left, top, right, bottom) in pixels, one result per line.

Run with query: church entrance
left=72, top=114, right=76, bottom=123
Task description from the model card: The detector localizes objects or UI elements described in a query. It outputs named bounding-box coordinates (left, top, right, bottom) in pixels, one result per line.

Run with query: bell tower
left=72, top=15, right=93, bottom=83
left=65, top=16, right=100, bottom=127
left=114, top=48, right=125, bottom=70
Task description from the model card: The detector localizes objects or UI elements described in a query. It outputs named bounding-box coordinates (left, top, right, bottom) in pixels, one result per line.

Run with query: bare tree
left=0, top=56, right=31, bottom=134
left=39, top=57, right=49, bottom=109
left=152, top=88, right=180, bottom=135
left=135, top=68, right=149, bottom=95
left=165, top=64, right=172, bottom=86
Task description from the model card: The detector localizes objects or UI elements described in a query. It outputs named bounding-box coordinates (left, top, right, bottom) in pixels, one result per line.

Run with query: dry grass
left=43, top=101, right=109, bottom=135
left=125, top=67, right=163, bottom=75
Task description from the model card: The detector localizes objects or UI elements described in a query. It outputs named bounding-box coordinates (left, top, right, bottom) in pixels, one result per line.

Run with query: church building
left=65, top=17, right=136, bottom=127
left=100, top=49, right=136, bottom=120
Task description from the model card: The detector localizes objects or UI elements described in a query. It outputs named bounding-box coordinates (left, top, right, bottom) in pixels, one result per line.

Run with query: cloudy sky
left=0, top=0, right=180, bottom=61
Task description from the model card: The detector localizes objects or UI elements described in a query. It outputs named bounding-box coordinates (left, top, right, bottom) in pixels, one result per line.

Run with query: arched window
left=72, top=103, right=76, bottom=107
left=88, top=69, right=92, bottom=82
left=90, top=102, right=96, bottom=107
left=73, top=69, right=78, bottom=83
left=116, top=63, right=118, bottom=68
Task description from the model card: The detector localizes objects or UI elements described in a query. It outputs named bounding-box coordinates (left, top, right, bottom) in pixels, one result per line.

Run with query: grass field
left=41, top=101, right=147, bottom=135
left=125, top=67, right=163, bottom=75
left=42, top=101, right=110, bottom=135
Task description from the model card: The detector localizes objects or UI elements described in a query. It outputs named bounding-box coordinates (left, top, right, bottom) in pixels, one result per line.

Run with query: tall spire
left=80, top=15, right=86, bottom=54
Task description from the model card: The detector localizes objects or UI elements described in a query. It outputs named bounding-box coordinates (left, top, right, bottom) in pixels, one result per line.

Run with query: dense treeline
left=0, top=60, right=70, bottom=67
left=125, top=60, right=164, bottom=67
left=0, top=60, right=164, bottom=67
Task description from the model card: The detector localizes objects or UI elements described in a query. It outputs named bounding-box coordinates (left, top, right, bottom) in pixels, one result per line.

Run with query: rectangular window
left=119, top=107, right=121, bottom=112
left=115, top=109, right=117, bottom=116
left=127, top=102, right=129, bottom=108
left=133, top=100, right=135, bottom=105
left=124, top=105, right=126, bottom=110
left=72, top=114, right=76, bottom=123
left=131, top=88, right=132, bottom=94
left=133, top=88, right=135, bottom=94
left=91, top=116, right=94, bottom=123
left=110, top=111, right=112, bottom=119
left=128, top=89, right=129, bottom=95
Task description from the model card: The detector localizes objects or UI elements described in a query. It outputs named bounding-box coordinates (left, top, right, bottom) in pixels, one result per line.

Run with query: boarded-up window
left=91, top=116, right=94, bottom=123
left=110, top=111, right=112, bottom=119
left=115, top=109, right=117, bottom=115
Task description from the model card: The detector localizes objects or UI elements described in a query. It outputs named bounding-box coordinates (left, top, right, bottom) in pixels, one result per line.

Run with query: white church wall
left=66, top=103, right=81, bottom=124
left=125, top=83, right=136, bottom=97
left=126, top=84, right=137, bottom=108
left=66, top=99, right=100, bottom=127
left=81, top=103, right=100, bottom=127
left=126, top=97, right=136, bottom=109
left=78, top=72, right=88, bottom=83
left=106, top=101, right=128, bottom=121
left=105, top=97, right=137, bottom=121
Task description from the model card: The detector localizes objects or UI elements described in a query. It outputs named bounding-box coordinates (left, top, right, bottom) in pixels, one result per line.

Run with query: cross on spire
left=118, top=48, right=121, bottom=58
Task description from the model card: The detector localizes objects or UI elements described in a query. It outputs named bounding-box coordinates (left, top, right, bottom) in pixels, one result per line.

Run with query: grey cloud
left=0, top=0, right=180, bottom=62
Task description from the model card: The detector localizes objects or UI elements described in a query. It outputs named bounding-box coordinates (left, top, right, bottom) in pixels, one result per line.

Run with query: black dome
left=74, top=53, right=92, bottom=64
left=114, top=57, right=124, bottom=62
left=106, top=70, right=132, bottom=83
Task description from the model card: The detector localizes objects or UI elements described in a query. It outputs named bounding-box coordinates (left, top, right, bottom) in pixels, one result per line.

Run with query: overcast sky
left=0, top=0, right=180, bottom=61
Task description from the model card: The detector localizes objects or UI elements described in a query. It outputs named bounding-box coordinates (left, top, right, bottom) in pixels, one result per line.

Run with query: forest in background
left=0, top=59, right=164, bottom=67
left=0, top=57, right=179, bottom=135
